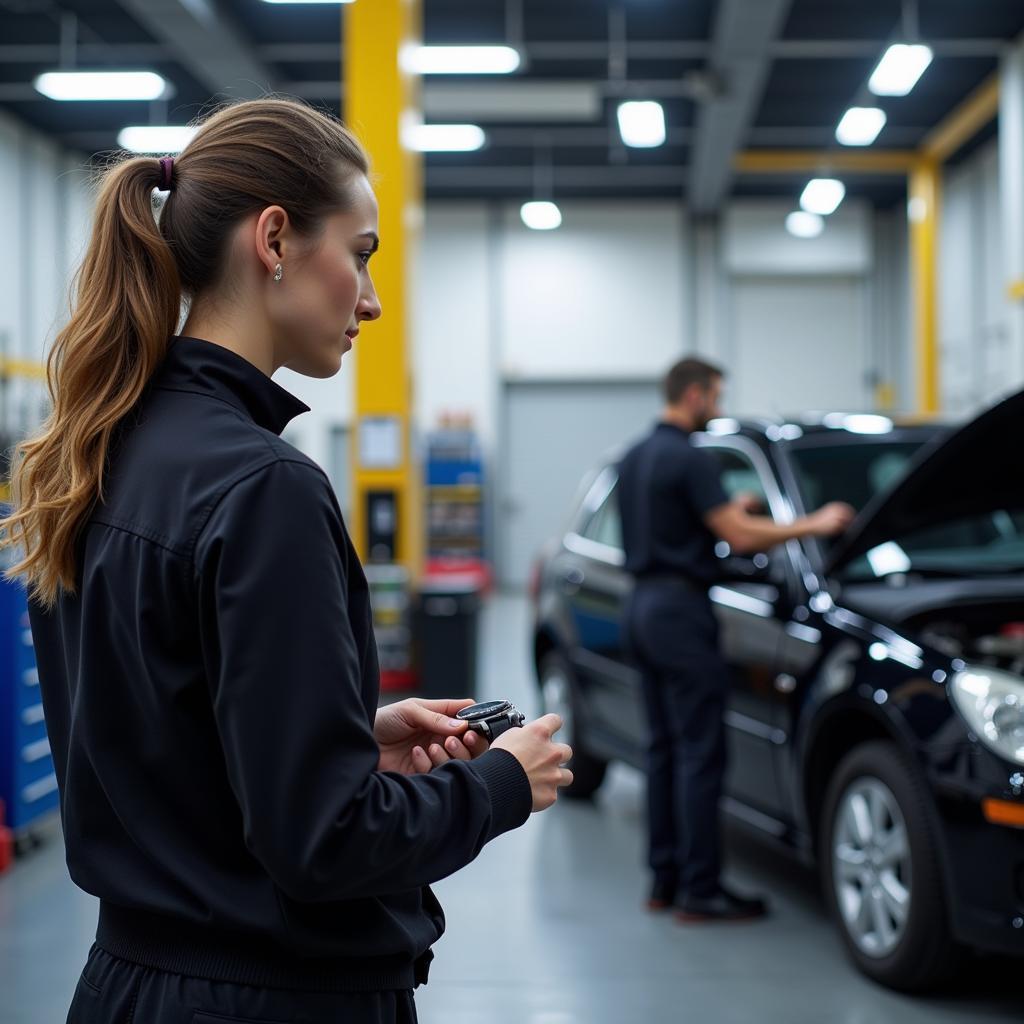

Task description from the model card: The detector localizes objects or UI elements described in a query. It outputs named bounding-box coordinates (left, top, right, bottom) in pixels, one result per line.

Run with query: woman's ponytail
left=0, top=157, right=181, bottom=608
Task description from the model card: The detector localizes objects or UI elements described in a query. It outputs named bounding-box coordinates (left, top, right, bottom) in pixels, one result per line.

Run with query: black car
left=530, top=392, right=1024, bottom=991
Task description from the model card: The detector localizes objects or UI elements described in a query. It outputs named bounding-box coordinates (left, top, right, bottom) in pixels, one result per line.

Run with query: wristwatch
left=456, top=699, right=525, bottom=742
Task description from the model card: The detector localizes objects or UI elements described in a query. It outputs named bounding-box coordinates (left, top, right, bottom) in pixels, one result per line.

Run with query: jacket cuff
left=469, top=748, right=532, bottom=841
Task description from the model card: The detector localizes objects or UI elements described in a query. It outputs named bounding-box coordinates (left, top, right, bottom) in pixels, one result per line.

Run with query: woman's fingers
left=410, top=745, right=432, bottom=773
left=443, top=736, right=473, bottom=761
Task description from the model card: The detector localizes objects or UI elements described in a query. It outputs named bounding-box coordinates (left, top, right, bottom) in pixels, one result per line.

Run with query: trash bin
left=415, top=575, right=482, bottom=700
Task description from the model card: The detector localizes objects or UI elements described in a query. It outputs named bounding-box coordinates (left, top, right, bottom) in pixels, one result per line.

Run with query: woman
left=1, top=98, right=572, bottom=1023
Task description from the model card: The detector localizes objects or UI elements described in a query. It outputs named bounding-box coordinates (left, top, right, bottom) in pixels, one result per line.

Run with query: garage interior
left=1, top=1, right=1024, bottom=1021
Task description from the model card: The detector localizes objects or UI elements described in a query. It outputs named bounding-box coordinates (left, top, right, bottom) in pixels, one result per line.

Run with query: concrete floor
left=1, top=594, right=1021, bottom=1023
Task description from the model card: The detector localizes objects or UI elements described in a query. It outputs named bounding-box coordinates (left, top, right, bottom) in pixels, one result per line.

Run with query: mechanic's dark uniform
left=617, top=421, right=731, bottom=902
left=29, top=337, right=532, bottom=1023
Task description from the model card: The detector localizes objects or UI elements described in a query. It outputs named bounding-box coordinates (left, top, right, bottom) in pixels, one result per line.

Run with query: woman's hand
left=375, top=697, right=490, bottom=775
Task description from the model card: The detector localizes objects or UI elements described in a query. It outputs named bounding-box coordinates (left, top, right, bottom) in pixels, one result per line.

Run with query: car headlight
left=950, top=666, right=1024, bottom=765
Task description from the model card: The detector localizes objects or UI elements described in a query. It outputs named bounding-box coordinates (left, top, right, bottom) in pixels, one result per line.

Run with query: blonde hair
left=1, top=98, right=369, bottom=608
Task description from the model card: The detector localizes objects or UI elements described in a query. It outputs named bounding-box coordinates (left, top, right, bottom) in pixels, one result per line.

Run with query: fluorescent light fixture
left=800, top=178, right=846, bottom=216
left=520, top=201, right=562, bottom=230
left=785, top=211, right=824, bottom=239
left=869, top=43, right=933, bottom=96
left=403, top=46, right=521, bottom=75
left=835, top=106, right=887, bottom=146
left=118, top=125, right=198, bottom=154
left=404, top=123, right=485, bottom=152
left=616, top=100, right=666, bottom=148
left=35, top=71, right=168, bottom=101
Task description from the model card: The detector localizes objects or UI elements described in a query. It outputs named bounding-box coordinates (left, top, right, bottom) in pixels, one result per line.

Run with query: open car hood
left=825, top=388, right=1024, bottom=576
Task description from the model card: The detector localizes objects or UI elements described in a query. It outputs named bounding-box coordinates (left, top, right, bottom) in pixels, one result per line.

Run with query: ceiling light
left=869, top=43, right=933, bottom=97
left=835, top=106, right=887, bottom=146
left=800, top=178, right=846, bottom=216
left=403, top=46, right=521, bottom=75
left=785, top=211, right=824, bottom=239
left=616, top=101, right=666, bottom=148
left=520, top=201, right=562, bottom=231
left=118, top=125, right=198, bottom=154
left=405, top=123, right=485, bottom=152
left=34, top=71, right=168, bottom=102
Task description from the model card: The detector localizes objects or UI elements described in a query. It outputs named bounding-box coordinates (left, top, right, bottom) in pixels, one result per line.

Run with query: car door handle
left=558, top=568, right=585, bottom=594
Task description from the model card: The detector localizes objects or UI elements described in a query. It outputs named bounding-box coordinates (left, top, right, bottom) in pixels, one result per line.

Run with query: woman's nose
left=359, top=283, right=382, bottom=322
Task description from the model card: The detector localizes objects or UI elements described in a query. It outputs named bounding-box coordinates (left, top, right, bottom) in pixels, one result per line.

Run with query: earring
left=273, top=263, right=283, bottom=282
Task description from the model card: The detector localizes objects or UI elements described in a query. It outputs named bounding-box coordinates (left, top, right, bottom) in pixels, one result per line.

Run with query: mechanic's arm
left=705, top=499, right=854, bottom=555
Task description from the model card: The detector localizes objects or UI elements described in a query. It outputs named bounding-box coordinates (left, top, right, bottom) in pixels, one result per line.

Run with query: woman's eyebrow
left=356, top=231, right=380, bottom=252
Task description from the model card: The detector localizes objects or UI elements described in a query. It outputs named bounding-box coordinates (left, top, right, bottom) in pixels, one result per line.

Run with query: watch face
left=457, top=699, right=512, bottom=722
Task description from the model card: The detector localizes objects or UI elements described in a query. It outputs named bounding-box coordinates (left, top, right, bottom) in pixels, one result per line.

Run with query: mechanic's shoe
left=646, top=877, right=677, bottom=911
left=674, top=886, right=768, bottom=922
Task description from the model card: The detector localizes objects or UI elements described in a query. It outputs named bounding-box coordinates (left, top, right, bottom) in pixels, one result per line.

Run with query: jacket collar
left=155, top=336, right=310, bottom=436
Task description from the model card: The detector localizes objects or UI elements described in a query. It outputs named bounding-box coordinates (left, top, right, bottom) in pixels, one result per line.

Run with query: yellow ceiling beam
left=734, top=72, right=1003, bottom=419
left=734, top=150, right=917, bottom=174
left=921, top=73, right=999, bottom=162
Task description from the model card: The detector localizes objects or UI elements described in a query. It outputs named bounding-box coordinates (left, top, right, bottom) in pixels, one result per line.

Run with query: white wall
left=412, top=204, right=496, bottom=449
left=940, top=138, right=1016, bottom=416
left=0, top=110, right=96, bottom=438
left=498, top=201, right=688, bottom=380
left=413, top=197, right=903, bottom=446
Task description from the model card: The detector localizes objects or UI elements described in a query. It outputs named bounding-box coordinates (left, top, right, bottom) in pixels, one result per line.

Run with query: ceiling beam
left=111, top=0, right=276, bottom=99
left=734, top=150, right=917, bottom=174
left=0, top=37, right=1004, bottom=66
left=921, top=72, right=999, bottom=161
left=424, top=165, right=687, bottom=190
left=689, top=0, right=794, bottom=214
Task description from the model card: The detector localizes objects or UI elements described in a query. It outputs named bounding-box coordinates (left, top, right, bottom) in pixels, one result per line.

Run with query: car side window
left=581, top=484, right=623, bottom=551
left=703, top=447, right=771, bottom=516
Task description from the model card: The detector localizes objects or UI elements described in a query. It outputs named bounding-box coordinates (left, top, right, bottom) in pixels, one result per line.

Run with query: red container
left=0, top=799, right=13, bottom=874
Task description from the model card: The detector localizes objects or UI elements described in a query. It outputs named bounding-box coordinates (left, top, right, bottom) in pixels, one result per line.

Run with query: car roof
left=703, top=414, right=947, bottom=448
left=593, top=414, right=947, bottom=477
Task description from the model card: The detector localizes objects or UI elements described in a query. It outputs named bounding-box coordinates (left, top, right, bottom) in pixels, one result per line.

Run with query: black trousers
left=67, top=946, right=419, bottom=1024
left=624, top=580, right=728, bottom=901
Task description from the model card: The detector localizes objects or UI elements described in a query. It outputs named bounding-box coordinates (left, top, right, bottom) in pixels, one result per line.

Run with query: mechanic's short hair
left=663, top=356, right=725, bottom=405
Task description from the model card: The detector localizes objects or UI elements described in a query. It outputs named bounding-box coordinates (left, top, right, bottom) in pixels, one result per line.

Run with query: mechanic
left=617, top=356, right=853, bottom=922
left=0, top=98, right=572, bottom=1023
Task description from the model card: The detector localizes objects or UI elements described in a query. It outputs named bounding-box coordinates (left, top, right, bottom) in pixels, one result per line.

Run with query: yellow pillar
left=909, top=159, right=940, bottom=415
left=343, top=0, right=423, bottom=573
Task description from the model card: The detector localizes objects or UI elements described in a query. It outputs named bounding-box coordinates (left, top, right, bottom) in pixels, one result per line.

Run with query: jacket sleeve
left=193, top=457, right=531, bottom=903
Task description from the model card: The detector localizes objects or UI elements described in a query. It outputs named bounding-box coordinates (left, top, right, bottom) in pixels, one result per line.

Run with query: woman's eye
left=357, top=251, right=372, bottom=267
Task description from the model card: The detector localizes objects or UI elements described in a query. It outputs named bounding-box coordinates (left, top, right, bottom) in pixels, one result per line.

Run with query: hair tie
left=158, top=156, right=175, bottom=191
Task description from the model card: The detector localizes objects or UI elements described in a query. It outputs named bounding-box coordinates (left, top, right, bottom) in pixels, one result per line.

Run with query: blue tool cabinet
left=0, top=574, right=58, bottom=837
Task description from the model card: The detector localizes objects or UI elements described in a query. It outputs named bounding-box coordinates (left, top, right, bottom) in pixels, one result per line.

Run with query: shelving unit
left=424, top=425, right=490, bottom=589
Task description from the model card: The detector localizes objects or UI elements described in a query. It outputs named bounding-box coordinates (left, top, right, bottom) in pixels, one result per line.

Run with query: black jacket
left=29, top=336, right=531, bottom=992
left=617, top=422, right=729, bottom=586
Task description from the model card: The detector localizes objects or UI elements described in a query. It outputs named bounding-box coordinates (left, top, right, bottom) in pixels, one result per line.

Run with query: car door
left=560, top=471, right=648, bottom=762
left=695, top=437, right=791, bottom=822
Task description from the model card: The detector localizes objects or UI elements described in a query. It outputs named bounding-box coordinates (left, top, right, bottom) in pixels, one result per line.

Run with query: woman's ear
left=254, top=205, right=290, bottom=277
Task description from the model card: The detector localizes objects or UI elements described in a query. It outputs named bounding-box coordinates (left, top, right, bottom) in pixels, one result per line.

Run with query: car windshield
left=788, top=437, right=1024, bottom=579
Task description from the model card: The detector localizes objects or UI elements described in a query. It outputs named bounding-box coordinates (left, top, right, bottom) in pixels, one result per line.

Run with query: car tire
left=538, top=651, right=608, bottom=799
left=819, top=740, right=958, bottom=992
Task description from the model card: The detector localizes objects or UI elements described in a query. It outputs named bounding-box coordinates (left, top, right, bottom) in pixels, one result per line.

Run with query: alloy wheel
left=832, top=777, right=912, bottom=959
